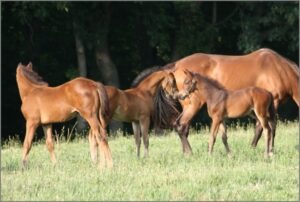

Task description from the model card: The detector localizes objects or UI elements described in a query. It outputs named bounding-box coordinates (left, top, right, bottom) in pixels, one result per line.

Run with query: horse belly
left=225, top=98, right=252, bottom=118
left=39, top=102, right=77, bottom=124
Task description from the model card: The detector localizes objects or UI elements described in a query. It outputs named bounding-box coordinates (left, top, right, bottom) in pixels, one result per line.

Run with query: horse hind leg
left=252, top=121, right=263, bottom=147
left=88, top=129, right=98, bottom=164
left=86, top=115, right=113, bottom=169
left=219, top=122, right=231, bottom=156
left=99, top=125, right=113, bottom=168
left=42, top=124, right=57, bottom=164
left=255, top=114, right=271, bottom=158
left=250, top=113, right=263, bottom=148
left=208, top=118, right=221, bottom=154
left=22, top=120, right=39, bottom=168
left=132, top=122, right=141, bottom=158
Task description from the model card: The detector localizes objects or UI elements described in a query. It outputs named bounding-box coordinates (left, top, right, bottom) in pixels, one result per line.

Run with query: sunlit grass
left=1, top=121, right=299, bottom=201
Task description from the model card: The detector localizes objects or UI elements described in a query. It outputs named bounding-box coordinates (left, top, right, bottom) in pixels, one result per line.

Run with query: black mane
left=152, top=85, right=181, bottom=129
left=131, top=62, right=175, bottom=87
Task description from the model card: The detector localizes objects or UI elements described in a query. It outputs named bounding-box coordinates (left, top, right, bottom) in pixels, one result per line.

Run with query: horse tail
left=153, top=85, right=181, bottom=129
left=96, top=82, right=110, bottom=129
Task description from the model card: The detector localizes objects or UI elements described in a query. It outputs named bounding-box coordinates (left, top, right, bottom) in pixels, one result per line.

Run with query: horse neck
left=196, top=77, right=227, bottom=105
left=16, top=69, right=39, bottom=101
left=136, top=71, right=166, bottom=95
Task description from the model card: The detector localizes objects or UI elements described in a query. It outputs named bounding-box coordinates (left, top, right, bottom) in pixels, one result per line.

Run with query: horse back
left=174, top=48, right=298, bottom=103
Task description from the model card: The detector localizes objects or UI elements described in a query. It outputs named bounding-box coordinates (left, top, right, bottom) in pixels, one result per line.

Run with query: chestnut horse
left=148, top=48, right=299, bottom=154
left=162, top=70, right=276, bottom=158
left=16, top=63, right=112, bottom=169
left=90, top=69, right=176, bottom=158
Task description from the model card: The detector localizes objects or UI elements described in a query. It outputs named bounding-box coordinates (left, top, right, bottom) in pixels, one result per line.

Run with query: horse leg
left=22, top=120, right=39, bottom=167
left=140, top=117, right=150, bottom=157
left=88, top=129, right=98, bottom=164
left=99, top=125, right=113, bottom=168
left=219, top=122, right=231, bottom=155
left=86, top=116, right=112, bottom=169
left=251, top=120, right=263, bottom=147
left=268, top=118, right=277, bottom=156
left=208, top=118, right=221, bottom=154
left=42, top=124, right=57, bottom=164
left=255, top=115, right=271, bottom=158
left=175, top=105, right=201, bottom=155
left=132, top=122, right=141, bottom=158
left=252, top=99, right=279, bottom=148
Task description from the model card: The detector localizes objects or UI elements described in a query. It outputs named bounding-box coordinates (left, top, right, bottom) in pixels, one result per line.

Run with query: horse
left=161, top=70, right=276, bottom=158
left=92, top=69, right=177, bottom=158
left=152, top=48, right=299, bottom=154
left=16, top=62, right=112, bottom=169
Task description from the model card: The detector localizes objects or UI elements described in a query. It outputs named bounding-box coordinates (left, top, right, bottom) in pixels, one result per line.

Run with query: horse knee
left=176, top=123, right=188, bottom=135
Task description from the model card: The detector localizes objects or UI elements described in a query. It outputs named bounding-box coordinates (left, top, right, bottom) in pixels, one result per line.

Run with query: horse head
left=160, top=71, right=179, bottom=100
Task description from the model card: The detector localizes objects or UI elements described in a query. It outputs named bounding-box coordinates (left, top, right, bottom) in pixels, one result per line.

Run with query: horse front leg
left=22, top=120, right=39, bottom=168
left=42, top=124, right=57, bottom=164
left=132, top=121, right=141, bottom=158
left=140, top=117, right=150, bottom=157
left=268, top=118, right=277, bottom=156
left=174, top=105, right=200, bottom=155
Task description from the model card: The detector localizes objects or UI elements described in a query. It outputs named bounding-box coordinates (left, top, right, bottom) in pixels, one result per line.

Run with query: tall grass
left=1, top=121, right=299, bottom=201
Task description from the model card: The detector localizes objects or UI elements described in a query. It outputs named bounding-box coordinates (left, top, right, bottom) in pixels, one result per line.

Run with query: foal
left=162, top=70, right=276, bottom=158
left=16, top=62, right=112, bottom=169
left=89, top=70, right=174, bottom=158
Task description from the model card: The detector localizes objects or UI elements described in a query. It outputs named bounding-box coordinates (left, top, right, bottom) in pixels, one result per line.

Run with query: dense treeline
left=2, top=1, right=299, bottom=141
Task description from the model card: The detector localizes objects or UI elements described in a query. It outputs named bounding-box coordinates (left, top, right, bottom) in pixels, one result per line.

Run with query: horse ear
left=27, top=62, right=33, bottom=70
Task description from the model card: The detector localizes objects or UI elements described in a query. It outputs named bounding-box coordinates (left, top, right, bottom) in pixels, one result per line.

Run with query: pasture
left=1, top=121, right=299, bottom=201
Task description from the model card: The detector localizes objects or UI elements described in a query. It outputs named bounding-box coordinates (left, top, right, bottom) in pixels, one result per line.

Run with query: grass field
left=1, top=121, right=299, bottom=201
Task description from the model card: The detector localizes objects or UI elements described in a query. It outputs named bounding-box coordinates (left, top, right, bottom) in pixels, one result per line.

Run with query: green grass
left=1, top=121, right=299, bottom=201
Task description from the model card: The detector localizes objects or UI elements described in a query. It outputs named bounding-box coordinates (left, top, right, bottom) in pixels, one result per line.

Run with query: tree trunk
left=94, top=3, right=122, bottom=133
left=73, top=18, right=88, bottom=133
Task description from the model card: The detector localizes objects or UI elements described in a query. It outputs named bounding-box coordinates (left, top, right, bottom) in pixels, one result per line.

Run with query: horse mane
left=192, top=72, right=226, bottom=91
left=131, top=62, right=175, bottom=87
left=20, top=65, right=49, bottom=86
left=153, top=85, right=181, bottom=129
